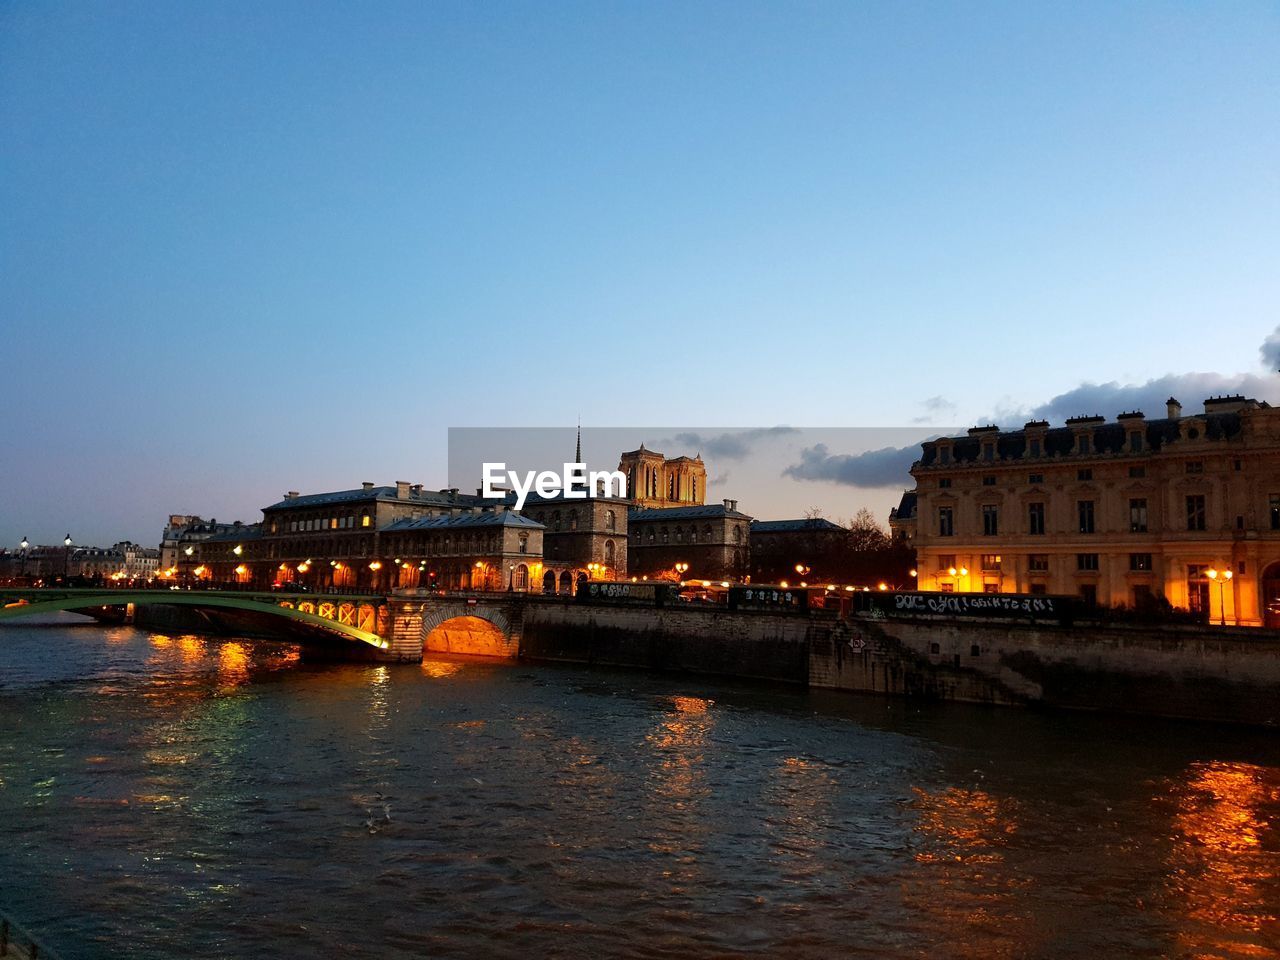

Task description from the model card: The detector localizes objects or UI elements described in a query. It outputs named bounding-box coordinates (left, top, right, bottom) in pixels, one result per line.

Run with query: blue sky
left=2, top=1, right=1278, bottom=545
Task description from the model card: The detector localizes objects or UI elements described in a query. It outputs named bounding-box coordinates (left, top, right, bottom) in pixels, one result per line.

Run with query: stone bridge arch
left=419, top=601, right=521, bottom=659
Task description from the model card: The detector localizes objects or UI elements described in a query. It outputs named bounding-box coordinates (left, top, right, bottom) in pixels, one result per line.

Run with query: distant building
left=161, top=515, right=245, bottom=574
left=749, top=517, right=848, bottom=583
left=618, top=445, right=706, bottom=510
left=905, top=395, right=1280, bottom=626
left=888, top=491, right=917, bottom=545
left=628, top=499, right=752, bottom=582
left=522, top=492, right=629, bottom=593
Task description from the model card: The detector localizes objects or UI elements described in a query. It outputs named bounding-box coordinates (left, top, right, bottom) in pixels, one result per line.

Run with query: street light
left=795, top=563, right=810, bottom=578
left=674, top=561, right=689, bottom=582
left=1205, top=567, right=1234, bottom=626
left=63, top=534, right=72, bottom=580
left=19, top=537, right=28, bottom=580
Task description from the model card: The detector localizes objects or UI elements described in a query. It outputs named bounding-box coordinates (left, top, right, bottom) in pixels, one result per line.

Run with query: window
left=939, top=478, right=952, bottom=488
left=1271, top=494, right=1280, bottom=530
left=1030, top=582, right=1047, bottom=594
left=1077, top=468, right=1093, bottom=481
left=1186, top=461, right=1203, bottom=474
left=569, top=511, right=578, bottom=531
left=1129, top=466, right=1146, bottom=478
left=937, top=555, right=956, bottom=571
left=982, top=442, right=995, bottom=462
left=938, top=582, right=954, bottom=593
left=938, top=507, right=954, bottom=537
left=1078, top=500, right=1095, bottom=534
left=982, top=476, right=996, bottom=486
left=1234, top=459, right=1243, bottom=471
left=605, top=510, right=615, bottom=531
left=1186, top=494, right=1206, bottom=531
left=970, top=644, right=982, bottom=656
left=1028, top=473, right=1043, bottom=484
left=1132, top=584, right=1153, bottom=607
left=1129, top=431, right=1143, bottom=452
left=1129, top=553, right=1152, bottom=571
left=1077, top=553, right=1099, bottom=571
left=1028, top=502, right=1045, bottom=535
left=1078, top=435, right=1091, bottom=455
left=519, top=535, right=528, bottom=555
left=1029, top=554, right=1049, bottom=572
left=1129, top=498, right=1148, bottom=533
left=982, top=504, right=999, bottom=536
left=1029, top=439, right=1042, bottom=458
left=1079, top=584, right=1098, bottom=606
left=361, top=514, right=371, bottom=528
left=981, top=554, right=1002, bottom=570
left=938, top=446, right=951, bottom=464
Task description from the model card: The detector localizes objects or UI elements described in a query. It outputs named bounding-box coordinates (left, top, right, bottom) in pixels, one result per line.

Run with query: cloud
left=912, top=394, right=958, bottom=424
left=988, top=371, right=1280, bottom=427
left=1261, top=326, right=1280, bottom=371
left=708, top=472, right=731, bottom=487
left=667, top=427, right=799, bottom=461
left=782, top=443, right=920, bottom=489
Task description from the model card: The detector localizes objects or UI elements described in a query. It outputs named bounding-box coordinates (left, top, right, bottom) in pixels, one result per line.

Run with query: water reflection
left=1163, top=760, right=1280, bottom=956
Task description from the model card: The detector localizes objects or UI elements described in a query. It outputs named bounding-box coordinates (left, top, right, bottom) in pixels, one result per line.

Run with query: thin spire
left=575, top=419, right=581, bottom=464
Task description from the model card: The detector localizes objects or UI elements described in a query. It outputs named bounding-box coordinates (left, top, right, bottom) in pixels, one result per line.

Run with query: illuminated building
left=628, top=500, right=752, bottom=582
left=618, top=445, right=706, bottom=510
left=905, top=395, right=1280, bottom=625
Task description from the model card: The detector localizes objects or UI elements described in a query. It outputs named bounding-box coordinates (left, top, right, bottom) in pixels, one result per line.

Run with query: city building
left=618, top=445, right=706, bottom=510
left=522, top=491, right=629, bottom=592
left=905, top=395, right=1280, bottom=626
left=160, top=515, right=246, bottom=572
left=748, top=517, right=849, bottom=583
left=888, top=491, right=917, bottom=545
left=628, top=499, right=752, bottom=581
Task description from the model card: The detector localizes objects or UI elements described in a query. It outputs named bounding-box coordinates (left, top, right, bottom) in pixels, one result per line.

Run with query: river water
left=0, top=615, right=1277, bottom=959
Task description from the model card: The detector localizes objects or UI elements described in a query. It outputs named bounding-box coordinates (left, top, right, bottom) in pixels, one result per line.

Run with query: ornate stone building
left=521, top=492, right=629, bottom=593
left=627, top=499, right=752, bottom=582
left=618, top=445, right=706, bottom=510
left=906, top=396, right=1280, bottom=626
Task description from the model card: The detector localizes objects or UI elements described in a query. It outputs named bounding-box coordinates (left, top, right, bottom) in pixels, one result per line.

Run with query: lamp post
left=1206, top=567, right=1234, bottom=626
left=508, top=563, right=515, bottom=592
left=19, top=538, right=28, bottom=581
left=674, top=561, right=689, bottom=583
left=63, top=534, right=72, bottom=581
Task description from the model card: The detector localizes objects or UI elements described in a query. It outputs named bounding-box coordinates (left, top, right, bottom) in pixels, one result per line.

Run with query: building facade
left=628, top=499, right=752, bottom=582
left=522, top=492, right=629, bottom=593
left=907, top=396, right=1280, bottom=626
left=618, top=446, right=706, bottom=510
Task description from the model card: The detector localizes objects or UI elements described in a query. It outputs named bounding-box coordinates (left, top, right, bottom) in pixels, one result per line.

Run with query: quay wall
left=809, top=615, right=1280, bottom=725
left=517, top=599, right=821, bottom=684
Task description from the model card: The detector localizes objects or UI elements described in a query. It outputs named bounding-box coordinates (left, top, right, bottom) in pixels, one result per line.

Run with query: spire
left=575, top=419, right=581, bottom=464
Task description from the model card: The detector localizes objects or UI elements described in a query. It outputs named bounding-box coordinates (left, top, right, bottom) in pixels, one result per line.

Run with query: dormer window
left=1129, top=431, right=1144, bottom=453
left=938, top=445, right=951, bottom=465
left=1028, top=439, right=1041, bottom=457
left=982, top=442, right=995, bottom=462
left=1078, top=434, right=1091, bottom=455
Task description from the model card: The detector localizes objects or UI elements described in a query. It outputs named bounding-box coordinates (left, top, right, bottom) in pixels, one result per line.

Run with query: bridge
left=0, top=588, right=392, bottom=650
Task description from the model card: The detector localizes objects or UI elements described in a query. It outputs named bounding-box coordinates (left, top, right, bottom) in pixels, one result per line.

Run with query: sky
left=2, top=0, right=1278, bottom=546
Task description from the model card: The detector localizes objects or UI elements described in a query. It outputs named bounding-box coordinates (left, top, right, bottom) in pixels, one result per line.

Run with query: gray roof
left=202, top=525, right=264, bottom=543
left=628, top=504, right=752, bottom=522
left=382, top=512, right=544, bottom=532
left=263, top=486, right=481, bottom=512
left=750, top=518, right=845, bottom=534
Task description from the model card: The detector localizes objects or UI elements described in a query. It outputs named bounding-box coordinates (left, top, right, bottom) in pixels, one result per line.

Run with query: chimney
left=724, top=498, right=738, bottom=512
left=285, top=491, right=299, bottom=500
left=1167, top=397, right=1182, bottom=419
left=395, top=480, right=411, bottom=499
left=410, top=484, right=423, bottom=496
left=362, top=481, right=375, bottom=492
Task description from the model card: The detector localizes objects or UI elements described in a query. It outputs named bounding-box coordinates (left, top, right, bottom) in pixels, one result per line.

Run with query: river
left=0, top=615, right=1277, bottom=958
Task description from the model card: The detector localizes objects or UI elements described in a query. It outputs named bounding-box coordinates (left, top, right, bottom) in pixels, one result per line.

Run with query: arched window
left=605, top=510, right=615, bottom=531
left=661, top=527, right=669, bottom=544
left=604, top=540, right=615, bottom=565
left=702, top=524, right=712, bottom=542
left=553, top=511, right=561, bottom=531
left=733, top=525, right=743, bottom=543
left=569, top=510, right=578, bottom=531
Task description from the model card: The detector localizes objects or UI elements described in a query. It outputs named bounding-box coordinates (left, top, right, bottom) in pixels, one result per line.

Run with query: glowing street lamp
left=19, top=537, right=28, bottom=579
left=63, top=534, right=72, bottom=580
left=1205, top=567, right=1234, bottom=626
left=674, top=562, right=689, bottom=581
